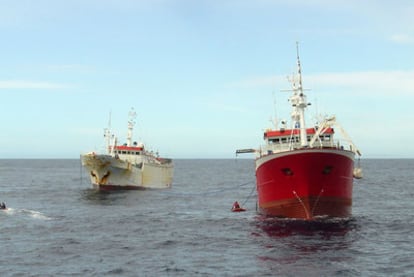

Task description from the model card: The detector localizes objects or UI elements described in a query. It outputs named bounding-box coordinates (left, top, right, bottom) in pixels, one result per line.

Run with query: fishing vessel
left=81, top=109, right=173, bottom=190
left=237, top=45, right=362, bottom=219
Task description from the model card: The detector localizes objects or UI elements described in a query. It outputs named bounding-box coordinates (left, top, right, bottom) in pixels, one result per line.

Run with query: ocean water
left=0, top=159, right=413, bottom=276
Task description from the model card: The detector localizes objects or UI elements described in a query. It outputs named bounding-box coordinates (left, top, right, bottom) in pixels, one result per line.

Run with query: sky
left=1, top=0, right=413, bottom=159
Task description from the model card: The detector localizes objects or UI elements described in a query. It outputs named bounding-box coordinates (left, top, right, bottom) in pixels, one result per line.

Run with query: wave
left=2, top=207, right=53, bottom=220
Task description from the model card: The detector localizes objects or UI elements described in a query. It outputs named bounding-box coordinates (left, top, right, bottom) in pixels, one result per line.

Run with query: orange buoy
left=231, top=201, right=246, bottom=212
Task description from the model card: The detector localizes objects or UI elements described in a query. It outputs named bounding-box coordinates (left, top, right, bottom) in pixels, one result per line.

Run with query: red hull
left=255, top=149, right=355, bottom=219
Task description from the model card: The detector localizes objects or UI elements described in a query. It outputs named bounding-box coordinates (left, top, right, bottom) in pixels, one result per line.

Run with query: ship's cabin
left=112, top=142, right=162, bottom=165
left=112, top=142, right=145, bottom=164
left=262, top=127, right=335, bottom=155
left=113, top=145, right=144, bottom=156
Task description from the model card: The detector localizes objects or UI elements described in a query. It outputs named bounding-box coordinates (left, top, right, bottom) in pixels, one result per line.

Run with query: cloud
left=0, top=80, right=70, bottom=89
left=225, top=76, right=281, bottom=89
left=389, top=34, right=414, bottom=45
left=45, top=64, right=96, bottom=73
left=307, top=71, right=414, bottom=95
left=227, top=71, right=414, bottom=96
left=207, top=101, right=251, bottom=114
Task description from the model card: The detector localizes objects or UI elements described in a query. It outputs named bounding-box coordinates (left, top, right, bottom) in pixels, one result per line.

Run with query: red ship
left=237, top=44, right=362, bottom=219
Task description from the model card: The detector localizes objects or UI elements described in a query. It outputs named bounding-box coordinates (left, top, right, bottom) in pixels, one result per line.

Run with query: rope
left=311, top=188, right=324, bottom=215
left=161, top=181, right=254, bottom=197
left=241, top=182, right=257, bottom=207
left=79, top=156, right=83, bottom=187
left=292, top=190, right=310, bottom=219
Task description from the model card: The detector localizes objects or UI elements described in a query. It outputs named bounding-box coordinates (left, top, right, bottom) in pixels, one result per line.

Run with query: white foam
left=4, top=208, right=54, bottom=220
left=1, top=207, right=15, bottom=215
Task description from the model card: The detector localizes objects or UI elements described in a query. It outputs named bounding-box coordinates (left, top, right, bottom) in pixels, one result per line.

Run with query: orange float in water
left=231, top=201, right=246, bottom=212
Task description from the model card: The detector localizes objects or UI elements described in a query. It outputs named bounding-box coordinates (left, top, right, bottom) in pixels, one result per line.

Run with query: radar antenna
left=127, top=108, right=137, bottom=147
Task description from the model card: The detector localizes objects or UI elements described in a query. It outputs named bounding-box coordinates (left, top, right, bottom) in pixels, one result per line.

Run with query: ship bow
left=255, top=149, right=354, bottom=219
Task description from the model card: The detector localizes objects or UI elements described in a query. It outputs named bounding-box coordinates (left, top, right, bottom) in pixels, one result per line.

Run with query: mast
left=104, top=111, right=112, bottom=154
left=289, top=42, right=310, bottom=147
left=126, top=108, right=137, bottom=147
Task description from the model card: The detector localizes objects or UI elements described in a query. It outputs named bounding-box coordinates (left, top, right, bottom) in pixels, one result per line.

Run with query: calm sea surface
left=0, top=159, right=413, bottom=276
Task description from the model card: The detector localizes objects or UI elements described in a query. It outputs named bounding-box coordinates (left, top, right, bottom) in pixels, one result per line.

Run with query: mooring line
left=161, top=181, right=254, bottom=197
left=241, top=183, right=257, bottom=207
left=311, top=188, right=324, bottom=215
left=292, top=190, right=310, bottom=219
left=79, top=156, right=84, bottom=187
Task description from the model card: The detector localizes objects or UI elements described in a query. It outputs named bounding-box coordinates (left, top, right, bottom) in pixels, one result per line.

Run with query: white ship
left=81, top=109, right=173, bottom=190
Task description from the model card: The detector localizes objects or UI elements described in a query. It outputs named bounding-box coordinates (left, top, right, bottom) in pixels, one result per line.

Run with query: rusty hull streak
left=100, top=171, right=111, bottom=185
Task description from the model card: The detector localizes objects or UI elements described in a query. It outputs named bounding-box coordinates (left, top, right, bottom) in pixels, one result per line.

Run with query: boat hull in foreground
left=255, top=149, right=355, bottom=219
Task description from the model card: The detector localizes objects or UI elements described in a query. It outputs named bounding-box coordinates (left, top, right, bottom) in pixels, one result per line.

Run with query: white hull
left=81, top=153, right=173, bottom=189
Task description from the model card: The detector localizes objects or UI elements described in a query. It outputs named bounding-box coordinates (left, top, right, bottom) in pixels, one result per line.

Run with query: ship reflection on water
left=253, top=216, right=359, bottom=238
left=80, top=189, right=131, bottom=205
left=252, top=216, right=360, bottom=273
